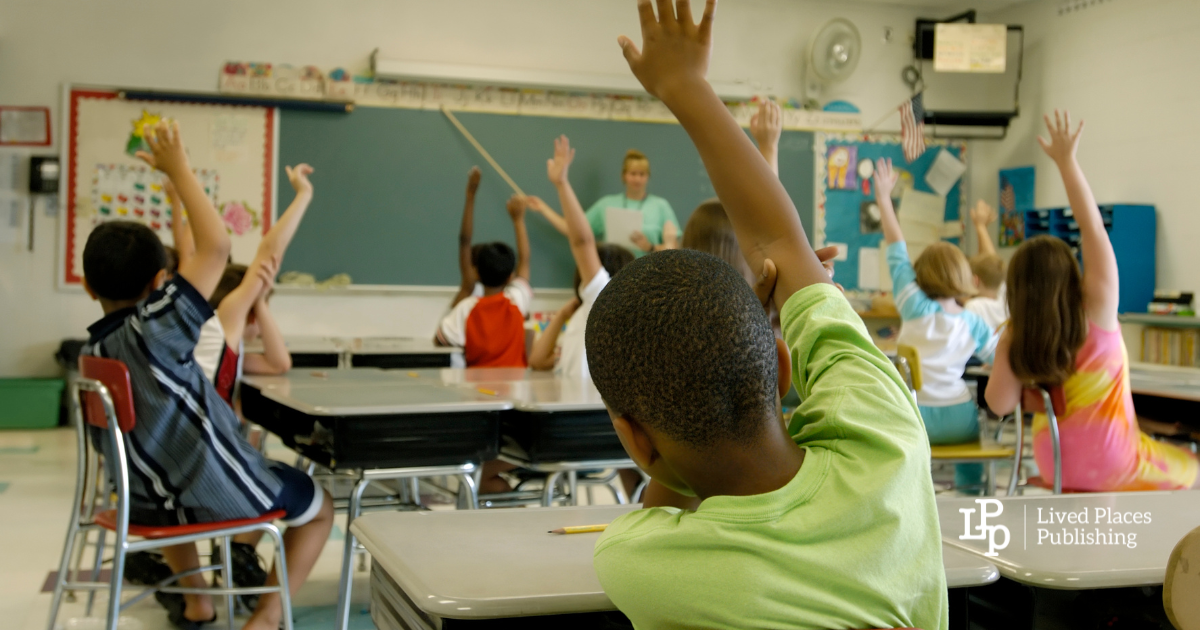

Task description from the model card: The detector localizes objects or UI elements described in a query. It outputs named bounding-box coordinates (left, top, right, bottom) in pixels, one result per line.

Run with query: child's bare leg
left=159, top=542, right=214, bottom=622
left=242, top=489, right=334, bottom=630
left=479, top=459, right=517, bottom=494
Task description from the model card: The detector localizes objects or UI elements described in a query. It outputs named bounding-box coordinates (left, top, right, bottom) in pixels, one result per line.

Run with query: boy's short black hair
left=472, top=242, right=516, bottom=288
left=83, top=221, right=168, bottom=301
left=586, top=249, right=778, bottom=448
left=209, top=264, right=248, bottom=309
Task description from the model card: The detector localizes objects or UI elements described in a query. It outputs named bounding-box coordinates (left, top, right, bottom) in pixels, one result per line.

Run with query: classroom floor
left=3, top=427, right=1023, bottom=630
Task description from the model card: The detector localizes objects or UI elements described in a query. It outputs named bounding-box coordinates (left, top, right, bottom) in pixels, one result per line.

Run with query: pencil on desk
left=549, top=524, right=608, bottom=535
left=477, top=387, right=498, bottom=396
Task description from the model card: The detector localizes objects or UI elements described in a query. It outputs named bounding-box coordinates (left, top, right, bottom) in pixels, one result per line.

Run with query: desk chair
left=1021, top=386, right=1066, bottom=494
left=893, top=344, right=1022, bottom=496
left=1165, top=525, right=1200, bottom=630
left=48, top=356, right=294, bottom=630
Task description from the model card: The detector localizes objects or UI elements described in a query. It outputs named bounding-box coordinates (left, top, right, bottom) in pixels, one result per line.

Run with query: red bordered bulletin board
left=60, top=86, right=277, bottom=288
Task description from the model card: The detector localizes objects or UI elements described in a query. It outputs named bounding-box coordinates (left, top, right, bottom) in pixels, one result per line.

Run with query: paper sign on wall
left=934, top=24, right=1007, bottom=73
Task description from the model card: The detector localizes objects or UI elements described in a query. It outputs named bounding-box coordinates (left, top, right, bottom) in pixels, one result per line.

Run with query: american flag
left=899, top=92, right=927, bottom=163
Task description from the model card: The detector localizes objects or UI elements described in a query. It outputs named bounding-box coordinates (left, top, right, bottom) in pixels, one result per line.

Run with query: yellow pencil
left=477, top=387, right=498, bottom=396
left=549, top=524, right=608, bottom=535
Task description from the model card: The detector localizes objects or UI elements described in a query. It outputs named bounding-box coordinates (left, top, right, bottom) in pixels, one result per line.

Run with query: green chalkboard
left=278, top=107, right=814, bottom=287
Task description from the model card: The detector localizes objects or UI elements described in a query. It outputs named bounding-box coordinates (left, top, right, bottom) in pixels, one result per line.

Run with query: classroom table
left=938, top=491, right=1200, bottom=589
left=352, top=505, right=999, bottom=630
left=405, top=368, right=638, bottom=505
left=345, top=336, right=462, bottom=369
left=247, top=336, right=464, bottom=369
left=241, top=370, right=508, bottom=469
left=241, top=369, right=515, bottom=630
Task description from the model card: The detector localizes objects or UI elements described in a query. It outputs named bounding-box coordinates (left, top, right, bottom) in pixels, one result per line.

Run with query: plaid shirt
left=84, top=276, right=282, bottom=526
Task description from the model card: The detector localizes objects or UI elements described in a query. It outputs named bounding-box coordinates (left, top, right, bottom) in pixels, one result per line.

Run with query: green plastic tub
left=0, top=378, right=66, bottom=429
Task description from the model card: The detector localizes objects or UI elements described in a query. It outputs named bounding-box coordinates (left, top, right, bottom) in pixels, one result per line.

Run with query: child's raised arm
left=217, top=254, right=278, bottom=348
left=619, top=0, right=830, bottom=307
left=137, top=121, right=229, bottom=298
left=750, top=99, right=782, bottom=176
left=259, top=163, right=315, bottom=262
left=452, top=168, right=482, bottom=307
left=971, top=200, right=998, bottom=257
left=1038, top=110, right=1118, bottom=330
left=507, top=194, right=532, bottom=282
left=165, top=179, right=195, bottom=269
left=243, top=271, right=292, bottom=375
left=529, top=297, right=580, bottom=371
left=527, top=196, right=569, bottom=236
left=873, top=158, right=904, bottom=245
left=547, top=135, right=603, bottom=285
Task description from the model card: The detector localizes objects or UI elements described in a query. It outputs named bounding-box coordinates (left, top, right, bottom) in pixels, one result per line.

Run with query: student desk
left=352, top=505, right=998, bottom=630
left=965, top=363, right=1200, bottom=403
left=240, top=370, right=507, bottom=470
left=938, top=491, right=1200, bottom=589
left=345, top=337, right=462, bottom=369
left=241, top=369, right=513, bottom=630
left=405, top=368, right=636, bottom=505
left=248, top=336, right=463, bottom=369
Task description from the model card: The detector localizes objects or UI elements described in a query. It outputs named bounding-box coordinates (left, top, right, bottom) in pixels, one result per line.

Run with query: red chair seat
left=94, top=509, right=286, bottom=539
left=1026, top=476, right=1087, bottom=494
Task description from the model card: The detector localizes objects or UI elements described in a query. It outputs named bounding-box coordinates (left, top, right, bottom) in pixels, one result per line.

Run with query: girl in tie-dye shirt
left=985, top=111, right=1198, bottom=491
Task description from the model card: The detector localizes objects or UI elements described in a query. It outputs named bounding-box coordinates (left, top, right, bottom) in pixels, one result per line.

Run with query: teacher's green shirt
left=585, top=194, right=679, bottom=256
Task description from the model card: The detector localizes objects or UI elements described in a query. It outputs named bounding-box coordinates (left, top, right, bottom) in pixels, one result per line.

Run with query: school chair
left=47, top=356, right=294, bottom=630
left=1020, top=386, right=1066, bottom=494
left=1165, top=525, right=1200, bottom=630
left=893, top=344, right=1022, bottom=496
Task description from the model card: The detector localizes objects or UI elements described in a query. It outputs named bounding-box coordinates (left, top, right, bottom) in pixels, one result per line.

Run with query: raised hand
left=970, top=200, right=997, bottom=228
left=526, top=196, right=552, bottom=215
left=285, top=163, right=315, bottom=197
left=1037, top=109, right=1084, bottom=166
left=135, top=120, right=190, bottom=177
left=466, top=166, right=482, bottom=195
left=752, top=258, right=777, bottom=309
left=750, top=98, right=782, bottom=148
left=506, top=194, right=527, bottom=221
left=255, top=254, right=280, bottom=301
left=873, top=158, right=898, bottom=200
left=619, top=0, right=717, bottom=103
left=546, top=135, right=575, bottom=185
left=630, top=230, right=653, bottom=253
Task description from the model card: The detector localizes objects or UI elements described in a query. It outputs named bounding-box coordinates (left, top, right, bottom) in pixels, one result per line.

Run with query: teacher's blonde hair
left=622, top=149, right=650, bottom=176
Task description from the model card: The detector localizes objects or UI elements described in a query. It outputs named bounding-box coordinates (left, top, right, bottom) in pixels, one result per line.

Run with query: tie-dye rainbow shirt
left=1032, top=323, right=1198, bottom=491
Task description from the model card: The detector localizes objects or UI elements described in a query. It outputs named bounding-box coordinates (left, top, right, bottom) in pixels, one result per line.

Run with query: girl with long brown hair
left=985, top=111, right=1198, bottom=491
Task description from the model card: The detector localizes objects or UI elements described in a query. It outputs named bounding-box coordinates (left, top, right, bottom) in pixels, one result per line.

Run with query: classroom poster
left=814, top=133, right=966, bottom=292
left=999, top=166, right=1035, bottom=247
left=62, top=88, right=276, bottom=287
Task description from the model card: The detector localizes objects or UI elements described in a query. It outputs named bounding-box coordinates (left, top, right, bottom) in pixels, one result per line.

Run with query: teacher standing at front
left=586, top=150, right=679, bottom=256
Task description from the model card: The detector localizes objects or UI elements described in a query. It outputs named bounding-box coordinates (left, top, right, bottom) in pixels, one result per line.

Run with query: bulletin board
left=60, top=86, right=277, bottom=288
left=814, top=133, right=967, bottom=292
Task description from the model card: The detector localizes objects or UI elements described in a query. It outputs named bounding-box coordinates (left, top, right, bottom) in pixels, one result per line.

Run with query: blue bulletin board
left=815, top=134, right=967, bottom=292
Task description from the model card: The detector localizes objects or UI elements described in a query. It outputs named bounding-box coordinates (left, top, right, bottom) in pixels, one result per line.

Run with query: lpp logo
left=959, top=499, right=1010, bottom=556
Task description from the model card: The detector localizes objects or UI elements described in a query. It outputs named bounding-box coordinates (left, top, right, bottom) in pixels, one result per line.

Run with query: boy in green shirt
left=583, top=2, right=947, bottom=629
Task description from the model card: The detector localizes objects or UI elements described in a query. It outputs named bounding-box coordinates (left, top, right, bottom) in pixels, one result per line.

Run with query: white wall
left=972, top=0, right=1200, bottom=296
left=0, top=0, right=943, bottom=377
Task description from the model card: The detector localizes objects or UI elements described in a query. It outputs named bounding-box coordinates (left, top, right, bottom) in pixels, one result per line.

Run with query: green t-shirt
left=593, top=283, right=947, bottom=630
left=585, top=193, right=679, bottom=257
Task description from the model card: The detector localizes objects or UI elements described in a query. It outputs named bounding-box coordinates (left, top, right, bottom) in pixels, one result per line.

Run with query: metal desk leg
left=568, top=470, right=579, bottom=506
left=457, top=473, right=478, bottom=510
left=335, top=477, right=370, bottom=630
left=541, top=471, right=562, bottom=507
